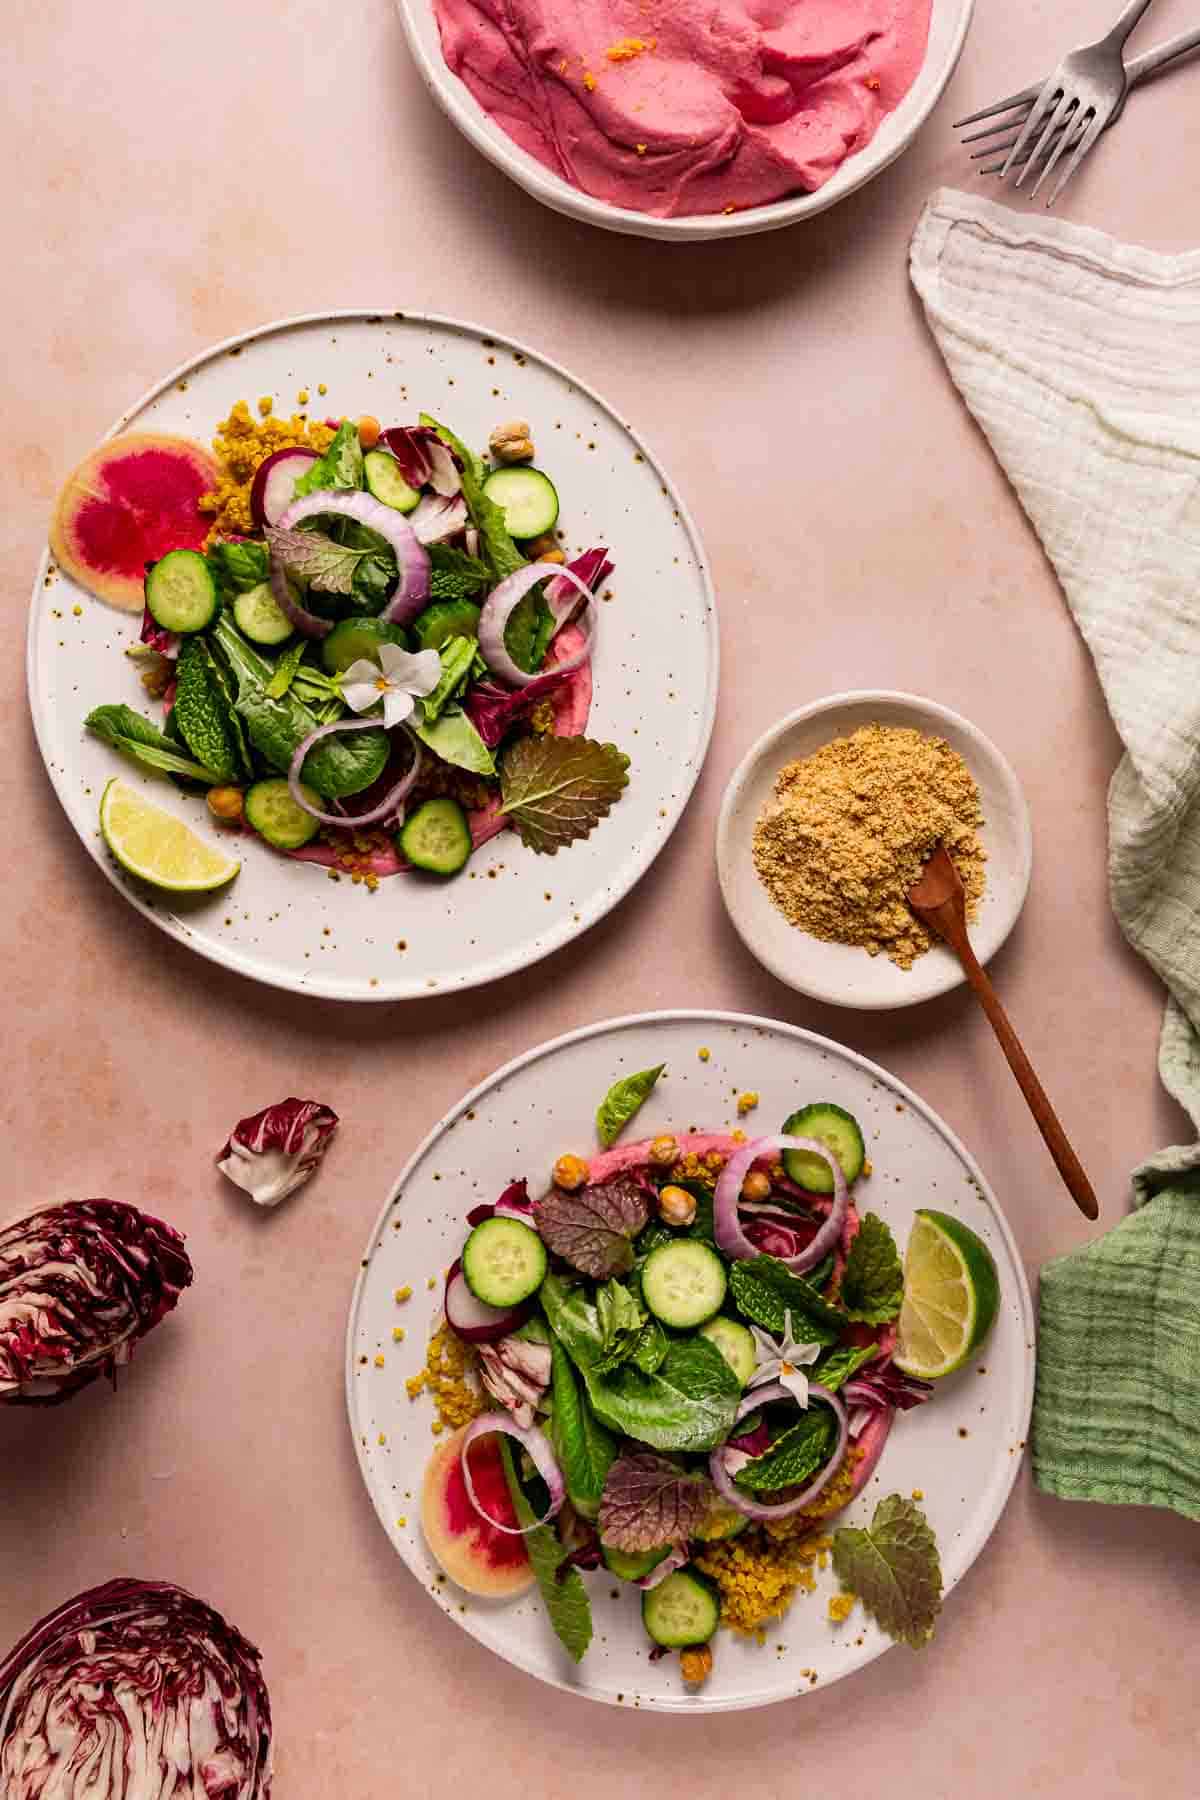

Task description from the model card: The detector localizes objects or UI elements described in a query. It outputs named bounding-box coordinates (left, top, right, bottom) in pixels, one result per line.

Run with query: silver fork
left=957, top=0, right=1158, bottom=204
left=958, top=27, right=1200, bottom=179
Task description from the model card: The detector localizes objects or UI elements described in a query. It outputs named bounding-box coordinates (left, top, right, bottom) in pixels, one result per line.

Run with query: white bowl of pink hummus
left=396, top=0, right=973, bottom=238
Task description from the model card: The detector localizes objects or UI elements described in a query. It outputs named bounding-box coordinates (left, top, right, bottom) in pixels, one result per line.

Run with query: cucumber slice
left=642, top=1569, right=719, bottom=1648
left=641, top=1241, right=727, bottom=1330
left=781, top=1103, right=866, bottom=1193
left=363, top=449, right=420, bottom=514
left=699, top=1316, right=757, bottom=1386
left=145, top=549, right=218, bottom=634
left=481, top=467, right=560, bottom=539
left=398, top=798, right=472, bottom=876
left=410, top=599, right=482, bottom=652
left=233, top=580, right=294, bottom=647
left=244, top=778, right=320, bottom=850
left=461, top=1217, right=547, bottom=1309
left=320, top=615, right=409, bottom=675
left=602, top=1544, right=668, bottom=1583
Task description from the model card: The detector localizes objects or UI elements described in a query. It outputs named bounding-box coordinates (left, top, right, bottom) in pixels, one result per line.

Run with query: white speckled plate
left=346, top=1010, right=1034, bottom=1712
left=28, top=311, right=717, bottom=1001
left=717, top=693, right=1033, bottom=1011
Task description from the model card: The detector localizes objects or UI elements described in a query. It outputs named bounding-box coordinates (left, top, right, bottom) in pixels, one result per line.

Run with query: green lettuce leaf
left=500, top=734, right=630, bottom=854
left=498, top=1437, right=592, bottom=1662
left=421, top=636, right=476, bottom=725
left=84, top=704, right=223, bottom=785
left=840, top=1214, right=904, bottom=1324
left=728, top=1256, right=844, bottom=1343
left=293, top=419, right=364, bottom=497
left=734, top=1405, right=836, bottom=1494
left=596, top=1065, right=665, bottom=1148
left=630, top=1316, right=668, bottom=1374
left=548, top=1339, right=616, bottom=1520
left=831, top=1494, right=942, bottom=1648
left=265, top=640, right=308, bottom=700
left=207, top=539, right=269, bottom=594
left=410, top=707, right=495, bottom=776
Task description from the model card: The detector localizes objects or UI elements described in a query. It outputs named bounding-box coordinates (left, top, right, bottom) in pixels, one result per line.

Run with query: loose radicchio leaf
left=464, top=668, right=572, bottom=748
left=598, top=1451, right=713, bottom=1553
left=831, top=1494, right=943, bottom=1648
left=844, top=1361, right=934, bottom=1412
left=533, top=1175, right=649, bottom=1278
left=839, top=1213, right=905, bottom=1324
left=499, top=734, right=630, bottom=855
left=381, top=425, right=462, bottom=496
left=216, top=1099, right=339, bottom=1208
left=139, top=603, right=178, bottom=658
left=0, top=1201, right=192, bottom=1407
left=477, top=1333, right=553, bottom=1428
left=0, top=1578, right=273, bottom=1797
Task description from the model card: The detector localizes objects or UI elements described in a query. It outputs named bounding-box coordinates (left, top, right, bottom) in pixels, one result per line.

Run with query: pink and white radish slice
left=249, top=448, right=319, bottom=528
left=443, top=1257, right=533, bottom=1344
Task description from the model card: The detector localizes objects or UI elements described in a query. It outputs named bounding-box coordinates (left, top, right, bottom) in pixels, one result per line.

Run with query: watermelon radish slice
left=249, top=447, right=319, bottom=528
left=420, top=1424, right=534, bottom=1597
left=50, top=433, right=218, bottom=612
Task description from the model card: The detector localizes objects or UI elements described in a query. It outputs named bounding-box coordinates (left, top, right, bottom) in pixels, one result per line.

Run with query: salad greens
left=81, top=405, right=629, bottom=885
left=499, top=1439, right=593, bottom=1663
left=534, top=1177, right=649, bottom=1279
left=831, top=1494, right=943, bottom=1648
left=840, top=1213, right=905, bottom=1324
left=596, top=1064, right=665, bottom=1148
left=548, top=1339, right=616, bottom=1519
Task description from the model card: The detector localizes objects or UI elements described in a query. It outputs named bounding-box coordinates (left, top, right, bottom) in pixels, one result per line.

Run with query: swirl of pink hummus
left=432, top=0, right=932, bottom=217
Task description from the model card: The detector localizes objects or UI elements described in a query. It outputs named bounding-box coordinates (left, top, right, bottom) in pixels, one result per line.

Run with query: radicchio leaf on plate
left=0, top=1201, right=192, bottom=1406
left=499, top=734, right=630, bottom=854
left=831, top=1493, right=943, bottom=1648
left=0, top=1578, right=273, bottom=1797
left=597, top=1451, right=713, bottom=1553
left=216, top=1098, right=338, bottom=1208
left=533, top=1174, right=649, bottom=1278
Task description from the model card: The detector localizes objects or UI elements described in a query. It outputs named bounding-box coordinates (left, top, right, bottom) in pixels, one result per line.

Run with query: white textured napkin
left=910, top=189, right=1200, bottom=1192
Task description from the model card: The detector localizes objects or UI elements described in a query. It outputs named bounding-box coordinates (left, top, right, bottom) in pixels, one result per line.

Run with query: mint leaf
left=593, top=1278, right=647, bottom=1374
left=500, top=734, right=630, bottom=855
left=598, top=1451, right=712, bottom=1553
left=840, top=1214, right=904, bottom=1324
left=548, top=1339, right=616, bottom=1519
left=735, top=1406, right=835, bottom=1493
left=534, top=1175, right=649, bottom=1279
left=596, top=1065, right=665, bottom=1149
left=728, top=1256, right=844, bottom=1343
left=810, top=1340, right=880, bottom=1391
left=498, top=1438, right=592, bottom=1663
left=293, top=419, right=363, bottom=497
left=429, top=542, right=491, bottom=600
left=831, top=1494, right=942, bottom=1648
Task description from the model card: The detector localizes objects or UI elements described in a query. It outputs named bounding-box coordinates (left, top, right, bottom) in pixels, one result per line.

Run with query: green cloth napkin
left=911, top=191, right=1200, bottom=1521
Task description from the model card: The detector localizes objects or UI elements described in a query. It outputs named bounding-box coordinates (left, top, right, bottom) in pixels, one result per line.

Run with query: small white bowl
left=395, top=0, right=975, bottom=242
left=716, top=692, right=1033, bottom=1011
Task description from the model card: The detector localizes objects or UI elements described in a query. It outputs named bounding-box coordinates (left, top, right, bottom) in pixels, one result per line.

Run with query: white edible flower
left=340, top=641, right=441, bottom=729
left=746, top=1310, right=822, bottom=1406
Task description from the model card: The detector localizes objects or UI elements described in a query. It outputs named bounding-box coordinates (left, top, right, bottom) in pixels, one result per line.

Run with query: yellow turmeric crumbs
left=695, top=1450, right=862, bottom=1636
left=405, top=1324, right=483, bottom=1433
left=396, top=1515, right=408, bottom=1528
left=736, top=1091, right=759, bottom=1116
left=395, top=1286, right=413, bottom=1303
left=606, top=36, right=650, bottom=60
left=374, top=1355, right=385, bottom=1368
left=392, top=1327, right=406, bottom=1343
left=698, top=1047, right=711, bottom=1062
left=670, top=1149, right=726, bottom=1188
left=257, top=396, right=273, bottom=417
left=828, top=1593, right=855, bottom=1623
left=199, top=400, right=335, bottom=541
left=583, top=70, right=597, bottom=91
left=752, top=723, right=986, bottom=971
left=636, top=143, right=647, bottom=156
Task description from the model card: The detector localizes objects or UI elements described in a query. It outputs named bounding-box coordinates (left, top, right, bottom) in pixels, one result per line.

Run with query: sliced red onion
left=275, top=488, right=431, bottom=628
left=714, top=1136, right=847, bottom=1273
left=267, top=554, right=334, bottom=641
left=477, top=563, right=596, bottom=688
left=707, top=1382, right=848, bottom=1522
left=410, top=492, right=468, bottom=544
left=444, top=1259, right=531, bottom=1344
left=460, top=1413, right=564, bottom=1535
left=286, top=721, right=421, bottom=826
left=545, top=547, right=611, bottom=628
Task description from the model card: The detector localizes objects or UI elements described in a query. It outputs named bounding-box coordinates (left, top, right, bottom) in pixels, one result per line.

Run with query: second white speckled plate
left=346, top=1010, right=1034, bottom=1712
left=28, top=311, right=717, bottom=1001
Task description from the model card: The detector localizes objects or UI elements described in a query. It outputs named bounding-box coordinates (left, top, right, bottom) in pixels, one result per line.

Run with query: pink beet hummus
left=432, top=0, right=933, bottom=218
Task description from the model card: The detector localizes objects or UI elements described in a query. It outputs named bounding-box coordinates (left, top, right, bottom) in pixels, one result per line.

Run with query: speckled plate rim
left=344, top=1007, right=1035, bottom=1712
left=394, top=0, right=975, bottom=242
left=26, top=308, right=719, bottom=1003
left=715, top=691, right=1034, bottom=1012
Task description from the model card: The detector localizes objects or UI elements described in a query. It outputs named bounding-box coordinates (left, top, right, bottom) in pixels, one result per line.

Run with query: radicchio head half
left=216, top=1099, right=339, bottom=1209
left=0, top=1200, right=192, bottom=1407
left=0, top=1579, right=273, bottom=1799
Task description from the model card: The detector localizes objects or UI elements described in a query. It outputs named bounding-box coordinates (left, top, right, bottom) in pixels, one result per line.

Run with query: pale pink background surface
left=4, top=0, right=1200, bottom=1790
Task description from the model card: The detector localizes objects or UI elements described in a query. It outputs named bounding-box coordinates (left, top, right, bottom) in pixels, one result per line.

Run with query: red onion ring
left=477, top=563, right=596, bottom=688
left=714, top=1135, right=847, bottom=1273
left=286, top=721, right=421, bottom=826
left=707, top=1381, right=848, bottom=1522
left=460, top=1413, right=565, bottom=1535
left=267, top=553, right=333, bottom=641
left=274, top=489, right=431, bottom=629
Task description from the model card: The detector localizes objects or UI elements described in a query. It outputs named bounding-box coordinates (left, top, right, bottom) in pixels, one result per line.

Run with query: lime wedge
left=893, top=1209, right=999, bottom=1380
left=99, top=778, right=240, bottom=893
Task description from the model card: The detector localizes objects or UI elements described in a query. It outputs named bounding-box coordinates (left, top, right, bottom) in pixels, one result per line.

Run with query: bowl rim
left=715, top=689, right=1035, bottom=1010
left=394, top=0, right=976, bottom=240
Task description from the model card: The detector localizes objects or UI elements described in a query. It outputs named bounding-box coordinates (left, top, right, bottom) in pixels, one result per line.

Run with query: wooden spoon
left=908, top=845, right=1099, bottom=1221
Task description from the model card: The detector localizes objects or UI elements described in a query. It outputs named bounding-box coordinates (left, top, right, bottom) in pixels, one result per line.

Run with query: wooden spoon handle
left=956, top=938, right=1099, bottom=1221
